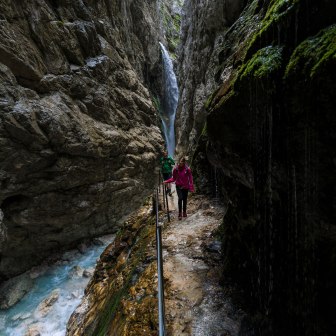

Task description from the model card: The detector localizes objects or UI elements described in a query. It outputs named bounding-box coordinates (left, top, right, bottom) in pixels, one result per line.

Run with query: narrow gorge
left=0, top=0, right=335, bottom=335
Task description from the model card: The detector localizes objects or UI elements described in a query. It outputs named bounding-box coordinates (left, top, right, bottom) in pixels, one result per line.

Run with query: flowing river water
left=0, top=235, right=114, bottom=336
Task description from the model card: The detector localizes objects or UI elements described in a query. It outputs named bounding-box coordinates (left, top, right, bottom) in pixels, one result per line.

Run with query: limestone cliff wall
left=0, top=0, right=164, bottom=280
left=179, top=0, right=336, bottom=334
left=176, top=0, right=247, bottom=155
left=160, top=0, right=183, bottom=55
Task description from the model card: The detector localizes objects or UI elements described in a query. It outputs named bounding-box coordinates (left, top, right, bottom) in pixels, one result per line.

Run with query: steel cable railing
left=163, top=184, right=170, bottom=222
left=155, top=187, right=165, bottom=336
left=158, top=171, right=171, bottom=222
left=154, top=172, right=172, bottom=336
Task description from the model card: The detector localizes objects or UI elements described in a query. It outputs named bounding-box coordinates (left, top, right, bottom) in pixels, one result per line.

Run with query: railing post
left=164, top=185, right=170, bottom=222
left=158, top=171, right=162, bottom=194
left=155, top=188, right=166, bottom=336
left=162, top=180, right=166, bottom=209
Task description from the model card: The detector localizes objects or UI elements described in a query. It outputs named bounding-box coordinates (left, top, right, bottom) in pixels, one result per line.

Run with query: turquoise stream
left=0, top=235, right=114, bottom=336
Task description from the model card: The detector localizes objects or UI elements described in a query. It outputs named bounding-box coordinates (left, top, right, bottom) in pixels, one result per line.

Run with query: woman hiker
left=160, top=150, right=175, bottom=196
left=164, top=157, right=194, bottom=220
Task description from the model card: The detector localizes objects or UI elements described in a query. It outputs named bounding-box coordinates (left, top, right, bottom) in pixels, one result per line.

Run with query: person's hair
left=179, top=157, right=186, bottom=163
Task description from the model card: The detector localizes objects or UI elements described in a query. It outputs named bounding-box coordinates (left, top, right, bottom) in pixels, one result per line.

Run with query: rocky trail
left=161, top=190, right=243, bottom=335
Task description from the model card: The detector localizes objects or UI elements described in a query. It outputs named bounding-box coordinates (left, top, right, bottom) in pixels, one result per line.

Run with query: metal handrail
left=163, top=184, right=170, bottom=222
left=158, top=171, right=162, bottom=194
left=154, top=170, right=173, bottom=335
left=162, top=182, right=166, bottom=209
left=155, top=187, right=166, bottom=336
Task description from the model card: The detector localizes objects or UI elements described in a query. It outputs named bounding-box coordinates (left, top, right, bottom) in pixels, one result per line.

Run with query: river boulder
left=0, top=272, right=33, bottom=309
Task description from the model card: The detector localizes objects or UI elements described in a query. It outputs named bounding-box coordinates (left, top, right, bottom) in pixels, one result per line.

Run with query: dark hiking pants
left=176, top=186, right=189, bottom=213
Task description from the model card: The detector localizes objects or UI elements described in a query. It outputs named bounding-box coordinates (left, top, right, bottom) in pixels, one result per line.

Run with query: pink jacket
left=165, top=165, right=194, bottom=192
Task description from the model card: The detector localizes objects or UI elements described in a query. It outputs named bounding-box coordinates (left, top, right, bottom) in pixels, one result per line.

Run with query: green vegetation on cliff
left=94, top=214, right=157, bottom=336
left=66, top=203, right=160, bottom=336
left=240, top=45, right=283, bottom=79
left=246, top=0, right=299, bottom=59
left=198, top=0, right=336, bottom=334
left=160, top=0, right=183, bottom=56
left=285, top=24, right=336, bottom=77
left=261, top=0, right=299, bottom=31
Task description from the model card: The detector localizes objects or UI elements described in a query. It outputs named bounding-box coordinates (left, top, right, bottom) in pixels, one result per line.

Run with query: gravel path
left=161, top=190, right=243, bottom=336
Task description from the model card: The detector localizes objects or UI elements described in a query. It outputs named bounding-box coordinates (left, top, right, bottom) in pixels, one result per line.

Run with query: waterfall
left=159, top=42, right=179, bottom=158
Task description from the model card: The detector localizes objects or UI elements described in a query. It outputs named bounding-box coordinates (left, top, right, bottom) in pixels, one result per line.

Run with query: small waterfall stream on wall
left=159, top=42, right=179, bottom=157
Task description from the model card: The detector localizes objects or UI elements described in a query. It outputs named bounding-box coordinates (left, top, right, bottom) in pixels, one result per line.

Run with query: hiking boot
left=178, top=213, right=182, bottom=220
left=183, top=212, right=187, bottom=218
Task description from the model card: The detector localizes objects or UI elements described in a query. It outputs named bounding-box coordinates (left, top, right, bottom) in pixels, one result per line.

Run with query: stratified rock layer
left=0, top=0, right=164, bottom=280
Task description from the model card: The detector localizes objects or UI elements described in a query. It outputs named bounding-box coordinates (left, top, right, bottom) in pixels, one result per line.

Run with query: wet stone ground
left=162, top=191, right=244, bottom=336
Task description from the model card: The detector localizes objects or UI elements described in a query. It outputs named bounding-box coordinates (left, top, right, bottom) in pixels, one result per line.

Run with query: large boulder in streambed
left=0, top=272, right=33, bottom=309
left=36, top=289, right=60, bottom=318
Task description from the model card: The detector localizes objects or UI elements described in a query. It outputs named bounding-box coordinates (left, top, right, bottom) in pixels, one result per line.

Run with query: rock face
left=176, top=0, right=247, bottom=154
left=159, top=0, right=183, bottom=55
left=179, top=0, right=336, bottom=334
left=66, top=205, right=158, bottom=336
left=0, top=0, right=164, bottom=280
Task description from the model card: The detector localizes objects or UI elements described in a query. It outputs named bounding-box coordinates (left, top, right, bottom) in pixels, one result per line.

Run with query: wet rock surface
left=159, top=0, right=183, bottom=55
left=0, top=273, right=33, bottom=309
left=183, top=0, right=336, bottom=334
left=176, top=0, right=247, bottom=154
left=0, top=0, right=164, bottom=280
left=36, top=289, right=60, bottom=318
left=66, top=203, right=159, bottom=336
left=25, top=323, right=41, bottom=336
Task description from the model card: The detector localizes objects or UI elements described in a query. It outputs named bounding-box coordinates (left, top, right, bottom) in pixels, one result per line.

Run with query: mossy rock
left=245, top=0, right=299, bottom=59
left=160, top=1, right=182, bottom=55
left=260, top=0, right=299, bottom=33
left=67, top=205, right=160, bottom=336
left=94, top=220, right=157, bottom=336
left=285, top=24, right=336, bottom=78
left=240, top=45, right=284, bottom=79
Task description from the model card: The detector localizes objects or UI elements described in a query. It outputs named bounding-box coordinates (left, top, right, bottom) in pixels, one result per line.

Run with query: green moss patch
left=66, top=204, right=160, bottom=336
left=245, top=0, right=299, bottom=59
left=285, top=24, right=336, bottom=78
left=94, top=220, right=156, bottom=335
left=262, top=0, right=299, bottom=31
left=160, top=2, right=182, bottom=55
left=240, top=45, right=284, bottom=79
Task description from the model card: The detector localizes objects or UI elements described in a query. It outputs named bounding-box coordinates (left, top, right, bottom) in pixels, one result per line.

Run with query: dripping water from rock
left=159, top=42, right=179, bottom=157
left=213, top=167, right=220, bottom=206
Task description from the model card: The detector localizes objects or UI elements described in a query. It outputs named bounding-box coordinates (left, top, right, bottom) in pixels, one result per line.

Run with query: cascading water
left=0, top=235, right=114, bottom=336
left=159, top=42, right=179, bottom=157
